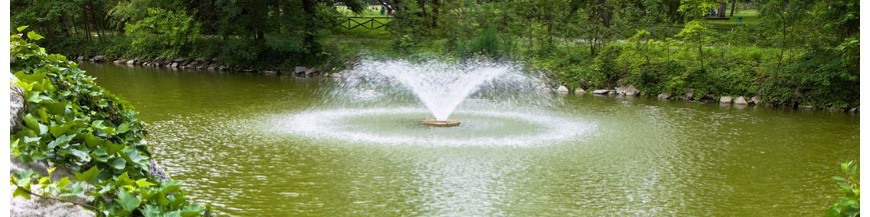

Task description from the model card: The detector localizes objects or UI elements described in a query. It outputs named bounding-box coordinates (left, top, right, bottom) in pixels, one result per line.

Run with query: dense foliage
left=10, top=0, right=859, bottom=109
left=828, top=161, right=860, bottom=217
left=10, top=27, right=207, bottom=216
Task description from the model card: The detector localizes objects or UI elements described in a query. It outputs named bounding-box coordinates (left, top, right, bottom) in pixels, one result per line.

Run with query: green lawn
left=335, top=5, right=390, bottom=17
left=703, top=9, right=759, bottom=30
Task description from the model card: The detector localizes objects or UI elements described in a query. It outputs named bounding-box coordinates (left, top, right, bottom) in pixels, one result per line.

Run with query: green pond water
left=81, top=63, right=859, bottom=216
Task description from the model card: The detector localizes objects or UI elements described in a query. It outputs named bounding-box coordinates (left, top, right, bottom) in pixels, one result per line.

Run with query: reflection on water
left=83, top=64, right=859, bottom=216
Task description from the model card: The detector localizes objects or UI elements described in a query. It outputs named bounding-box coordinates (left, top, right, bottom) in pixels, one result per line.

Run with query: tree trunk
left=82, top=6, right=92, bottom=42
left=301, top=0, right=319, bottom=54
left=431, top=0, right=441, bottom=28
left=717, top=3, right=727, bottom=18
left=697, top=34, right=704, bottom=70
left=730, top=0, right=737, bottom=17
left=86, top=1, right=103, bottom=43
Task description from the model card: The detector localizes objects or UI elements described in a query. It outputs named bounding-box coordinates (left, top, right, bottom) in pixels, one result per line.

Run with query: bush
left=10, top=27, right=207, bottom=217
left=125, top=8, right=201, bottom=58
left=453, top=28, right=517, bottom=60
left=218, top=38, right=262, bottom=68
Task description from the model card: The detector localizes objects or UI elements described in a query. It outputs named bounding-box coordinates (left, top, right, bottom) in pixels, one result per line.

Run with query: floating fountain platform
left=422, top=119, right=461, bottom=127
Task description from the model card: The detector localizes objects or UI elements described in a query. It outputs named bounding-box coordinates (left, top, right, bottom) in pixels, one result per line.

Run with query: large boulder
left=574, top=88, right=586, bottom=95
left=11, top=74, right=25, bottom=132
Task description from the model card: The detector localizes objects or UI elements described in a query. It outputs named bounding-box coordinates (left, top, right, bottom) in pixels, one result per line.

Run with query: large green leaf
left=117, top=189, right=142, bottom=211
left=13, top=187, right=31, bottom=199
left=27, top=31, right=44, bottom=41
left=44, top=102, right=68, bottom=115
left=111, top=158, right=127, bottom=171
left=12, top=170, right=34, bottom=187
left=59, top=182, right=84, bottom=197
left=140, top=205, right=162, bottom=217
left=47, top=134, right=75, bottom=149
left=22, top=113, right=39, bottom=131
left=69, top=149, right=91, bottom=162
left=74, top=166, right=101, bottom=184
left=49, top=122, right=73, bottom=137
left=136, top=179, right=155, bottom=188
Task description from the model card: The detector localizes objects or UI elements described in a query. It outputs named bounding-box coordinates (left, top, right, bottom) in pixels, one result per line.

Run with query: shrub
left=125, top=8, right=201, bottom=58
left=218, top=38, right=262, bottom=68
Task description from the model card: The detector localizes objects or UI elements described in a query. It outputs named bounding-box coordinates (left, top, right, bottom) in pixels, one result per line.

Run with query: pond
left=82, top=63, right=858, bottom=216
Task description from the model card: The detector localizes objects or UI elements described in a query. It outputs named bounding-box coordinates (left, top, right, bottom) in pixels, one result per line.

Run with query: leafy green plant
left=394, top=34, right=416, bottom=53
left=125, top=8, right=201, bottom=58
left=827, top=161, right=859, bottom=217
left=10, top=27, right=207, bottom=217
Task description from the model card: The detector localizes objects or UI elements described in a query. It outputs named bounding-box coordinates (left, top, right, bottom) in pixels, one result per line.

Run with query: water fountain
left=277, top=59, right=594, bottom=147
left=337, top=59, right=521, bottom=127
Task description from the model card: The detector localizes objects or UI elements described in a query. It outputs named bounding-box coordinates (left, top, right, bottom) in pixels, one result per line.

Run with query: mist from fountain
left=334, top=59, right=557, bottom=121
left=275, top=58, right=594, bottom=147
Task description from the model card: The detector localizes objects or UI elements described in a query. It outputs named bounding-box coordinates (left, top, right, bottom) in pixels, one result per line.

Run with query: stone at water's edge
left=734, top=96, right=748, bottom=105
left=657, top=93, right=671, bottom=99
left=616, top=85, right=639, bottom=96
left=749, top=96, right=761, bottom=105
left=592, top=89, right=610, bottom=95
left=90, top=56, right=104, bottom=63
left=294, top=66, right=307, bottom=74
left=574, top=88, right=585, bottom=95
left=557, top=85, right=570, bottom=94
left=684, top=90, right=695, bottom=100
left=720, top=96, right=733, bottom=104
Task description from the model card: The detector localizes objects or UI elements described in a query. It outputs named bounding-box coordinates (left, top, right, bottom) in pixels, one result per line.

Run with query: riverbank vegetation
left=11, top=28, right=208, bottom=216
left=10, top=0, right=858, bottom=110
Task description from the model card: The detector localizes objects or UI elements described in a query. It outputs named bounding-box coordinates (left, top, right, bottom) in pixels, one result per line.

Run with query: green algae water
left=82, top=63, right=858, bottom=216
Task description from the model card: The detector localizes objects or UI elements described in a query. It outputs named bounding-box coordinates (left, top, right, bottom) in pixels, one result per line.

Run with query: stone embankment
left=541, top=83, right=858, bottom=112
left=72, top=55, right=345, bottom=78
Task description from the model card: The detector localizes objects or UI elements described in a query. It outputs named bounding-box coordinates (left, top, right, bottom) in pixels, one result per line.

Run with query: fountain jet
left=333, top=59, right=558, bottom=127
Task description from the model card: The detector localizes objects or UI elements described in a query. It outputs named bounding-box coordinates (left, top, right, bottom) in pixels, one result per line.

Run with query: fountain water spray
left=277, top=59, right=593, bottom=147
left=335, top=59, right=556, bottom=127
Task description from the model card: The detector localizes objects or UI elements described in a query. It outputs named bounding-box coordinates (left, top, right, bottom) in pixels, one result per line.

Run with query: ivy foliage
left=10, top=27, right=207, bottom=217
left=827, top=161, right=860, bottom=217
